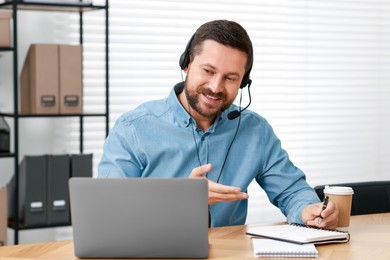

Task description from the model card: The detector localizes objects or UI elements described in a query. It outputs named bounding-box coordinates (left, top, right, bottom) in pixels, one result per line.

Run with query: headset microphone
left=227, top=110, right=241, bottom=120
left=227, top=79, right=252, bottom=120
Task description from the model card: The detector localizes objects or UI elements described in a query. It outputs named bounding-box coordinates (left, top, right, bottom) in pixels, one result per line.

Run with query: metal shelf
left=8, top=221, right=71, bottom=230
left=0, top=153, right=15, bottom=158
left=0, top=112, right=108, bottom=118
left=0, top=0, right=109, bottom=244
left=0, top=1, right=106, bottom=12
left=0, top=47, right=14, bottom=52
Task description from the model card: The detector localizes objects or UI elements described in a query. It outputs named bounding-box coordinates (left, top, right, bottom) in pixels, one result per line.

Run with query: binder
left=70, top=154, right=93, bottom=178
left=0, top=187, right=7, bottom=246
left=8, top=155, right=47, bottom=227
left=47, top=155, right=71, bottom=225
left=58, top=45, right=83, bottom=114
left=20, top=44, right=59, bottom=114
left=7, top=153, right=92, bottom=228
left=0, top=115, right=10, bottom=153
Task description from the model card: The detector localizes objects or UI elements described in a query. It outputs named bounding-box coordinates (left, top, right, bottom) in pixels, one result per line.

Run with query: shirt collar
left=167, top=82, right=192, bottom=128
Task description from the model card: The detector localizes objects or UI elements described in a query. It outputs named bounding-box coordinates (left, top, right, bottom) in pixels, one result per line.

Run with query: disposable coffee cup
left=323, top=185, right=354, bottom=231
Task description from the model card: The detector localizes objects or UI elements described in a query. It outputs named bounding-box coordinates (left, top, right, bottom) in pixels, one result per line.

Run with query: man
left=98, top=20, right=338, bottom=229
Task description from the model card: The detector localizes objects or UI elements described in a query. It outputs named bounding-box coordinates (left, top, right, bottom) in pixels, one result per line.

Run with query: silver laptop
left=69, top=177, right=209, bottom=258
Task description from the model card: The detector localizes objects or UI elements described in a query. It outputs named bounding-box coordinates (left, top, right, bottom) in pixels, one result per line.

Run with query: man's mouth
left=202, top=93, right=222, bottom=105
left=205, top=94, right=219, bottom=100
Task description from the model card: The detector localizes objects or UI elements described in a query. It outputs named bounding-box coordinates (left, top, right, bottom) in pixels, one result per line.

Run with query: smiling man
left=98, top=20, right=339, bottom=229
left=179, top=39, right=247, bottom=130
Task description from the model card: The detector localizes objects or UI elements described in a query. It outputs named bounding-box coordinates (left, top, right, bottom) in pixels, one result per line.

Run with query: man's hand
left=302, top=201, right=339, bottom=229
left=189, top=164, right=249, bottom=205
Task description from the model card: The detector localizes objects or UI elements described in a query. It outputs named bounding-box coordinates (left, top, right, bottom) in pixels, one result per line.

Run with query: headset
left=179, top=34, right=253, bottom=90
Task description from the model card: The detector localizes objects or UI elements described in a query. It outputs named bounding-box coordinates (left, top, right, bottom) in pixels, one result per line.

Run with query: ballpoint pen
left=318, top=195, right=329, bottom=224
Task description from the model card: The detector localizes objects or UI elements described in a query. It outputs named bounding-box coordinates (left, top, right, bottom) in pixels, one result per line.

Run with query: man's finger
left=209, top=190, right=249, bottom=204
left=189, top=164, right=212, bottom=178
left=208, top=181, right=241, bottom=194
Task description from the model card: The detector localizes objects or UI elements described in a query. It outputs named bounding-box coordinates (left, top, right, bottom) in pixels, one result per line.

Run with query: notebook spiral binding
left=290, top=223, right=349, bottom=233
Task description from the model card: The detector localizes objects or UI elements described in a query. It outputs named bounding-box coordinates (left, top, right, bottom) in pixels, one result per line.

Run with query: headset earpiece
left=240, top=60, right=253, bottom=89
left=179, top=35, right=195, bottom=70
left=240, top=73, right=251, bottom=89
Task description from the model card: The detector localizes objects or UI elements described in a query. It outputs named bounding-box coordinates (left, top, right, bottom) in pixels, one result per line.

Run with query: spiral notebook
left=252, top=239, right=319, bottom=258
left=246, top=223, right=350, bottom=245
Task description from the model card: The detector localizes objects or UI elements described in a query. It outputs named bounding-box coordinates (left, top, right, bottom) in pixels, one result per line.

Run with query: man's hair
left=189, top=20, right=253, bottom=73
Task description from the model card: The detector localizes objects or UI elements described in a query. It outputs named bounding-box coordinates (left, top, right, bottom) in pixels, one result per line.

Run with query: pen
left=317, top=196, right=329, bottom=224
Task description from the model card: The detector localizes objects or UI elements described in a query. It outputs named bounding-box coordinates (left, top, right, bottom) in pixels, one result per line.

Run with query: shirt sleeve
left=98, top=115, right=144, bottom=178
left=255, top=120, right=321, bottom=224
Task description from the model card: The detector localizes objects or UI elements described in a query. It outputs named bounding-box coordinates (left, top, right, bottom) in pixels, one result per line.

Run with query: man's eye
left=226, top=77, right=236, bottom=82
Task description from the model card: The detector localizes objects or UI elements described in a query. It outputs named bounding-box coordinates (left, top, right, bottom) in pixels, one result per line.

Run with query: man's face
left=184, top=40, right=247, bottom=120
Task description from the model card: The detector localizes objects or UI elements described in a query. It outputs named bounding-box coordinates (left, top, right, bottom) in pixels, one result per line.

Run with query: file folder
left=20, top=44, right=59, bottom=114
left=8, top=155, right=47, bottom=227
left=47, top=155, right=71, bottom=225
left=59, top=45, right=83, bottom=114
left=0, top=187, right=7, bottom=246
left=7, top=153, right=92, bottom=228
left=0, top=11, right=12, bottom=47
left=70, top=154, right=93, bottom=178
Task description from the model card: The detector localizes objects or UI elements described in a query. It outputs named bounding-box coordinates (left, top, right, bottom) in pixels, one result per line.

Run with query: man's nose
left=208, top=75, right=224, bottom=93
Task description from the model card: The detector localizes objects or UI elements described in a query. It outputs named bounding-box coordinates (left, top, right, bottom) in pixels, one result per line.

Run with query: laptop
left=69, top=177, right=209, bottom=258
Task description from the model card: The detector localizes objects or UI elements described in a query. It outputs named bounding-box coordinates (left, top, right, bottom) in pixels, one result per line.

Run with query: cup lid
left=323, top=185, right=354, bottom=195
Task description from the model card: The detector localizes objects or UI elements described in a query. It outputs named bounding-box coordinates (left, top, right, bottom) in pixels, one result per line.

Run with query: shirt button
left=201, top=136, right=205, bottom=141
left=184, top=120, right=188, bottom=125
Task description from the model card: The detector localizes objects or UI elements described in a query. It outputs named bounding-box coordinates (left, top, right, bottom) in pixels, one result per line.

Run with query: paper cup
left=323, top=185, right=354, bottom=231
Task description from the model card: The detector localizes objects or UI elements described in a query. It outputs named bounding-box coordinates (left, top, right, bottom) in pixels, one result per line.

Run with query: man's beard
left=184, top=82, right=233, bottom=119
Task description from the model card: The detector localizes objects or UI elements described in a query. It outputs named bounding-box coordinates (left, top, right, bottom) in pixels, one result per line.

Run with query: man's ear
left=183, top=63, right=191, bottom=74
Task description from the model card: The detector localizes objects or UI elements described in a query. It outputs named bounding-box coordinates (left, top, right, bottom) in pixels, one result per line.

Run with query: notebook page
left=252, top=238, right=319, bottom=258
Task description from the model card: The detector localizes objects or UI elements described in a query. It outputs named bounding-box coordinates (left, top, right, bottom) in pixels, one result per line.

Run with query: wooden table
left=0, top=213, right=389, bottom=259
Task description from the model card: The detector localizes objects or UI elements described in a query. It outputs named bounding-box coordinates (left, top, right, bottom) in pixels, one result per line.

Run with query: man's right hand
left=189, top=164, right=249, bottom=205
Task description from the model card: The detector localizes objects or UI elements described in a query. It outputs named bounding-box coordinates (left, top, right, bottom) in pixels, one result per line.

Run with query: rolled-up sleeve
left=256, top=120, right=320, bottom=224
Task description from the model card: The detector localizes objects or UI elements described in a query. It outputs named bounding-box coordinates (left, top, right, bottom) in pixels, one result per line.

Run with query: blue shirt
left=98, top=83, right=320, bottom=227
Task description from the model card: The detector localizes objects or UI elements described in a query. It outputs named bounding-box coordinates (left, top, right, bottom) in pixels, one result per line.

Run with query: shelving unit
left=0, top=0, right=109, bottom=244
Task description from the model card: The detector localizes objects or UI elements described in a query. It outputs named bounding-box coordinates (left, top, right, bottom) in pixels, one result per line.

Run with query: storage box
left=7, top=153, right=90, bottom=228
left=21, top=44, right=59, bottom=114
left=0, top=187, right=7, bottom=246
left=20, top=44, right=83, bottom=114
left=59, top=44, right=83, bottom=114
left=0, top=11, right=12, bottom=47
left=8, top=156, right=48, bottom=227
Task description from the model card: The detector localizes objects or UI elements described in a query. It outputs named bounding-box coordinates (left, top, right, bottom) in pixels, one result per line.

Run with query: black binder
left=8, top=153, right=93, bottom=228
left=47, top=155, right=70, bottom=225
left=70, top=154, right=93, bottom=178
left=8, top=155, right=47, bottom=227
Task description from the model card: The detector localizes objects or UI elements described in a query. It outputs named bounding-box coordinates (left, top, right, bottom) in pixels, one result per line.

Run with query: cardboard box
left=20, top=44, right=59, bottom=114
left=59, top=45, right=83, bottom=114
left=0, top=187, right=7, bottom=246
left=0, top=11, right=12, bottom=47
left=20, top=44, right=83, bottom=114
